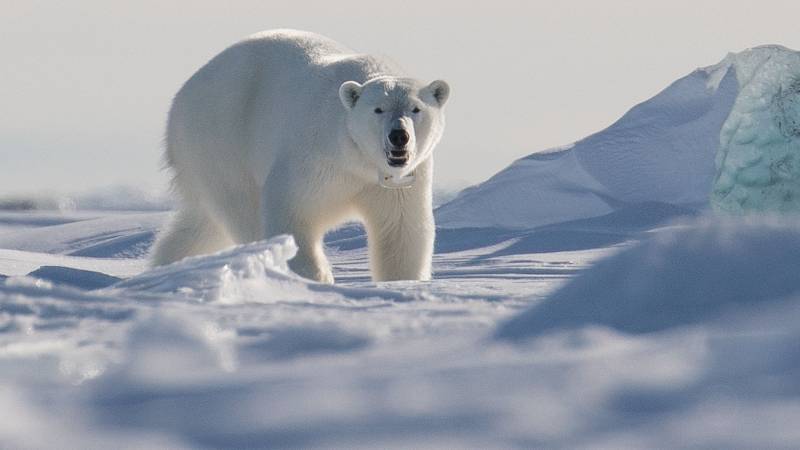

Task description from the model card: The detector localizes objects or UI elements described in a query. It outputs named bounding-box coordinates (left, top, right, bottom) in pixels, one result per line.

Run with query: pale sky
left=2, top=0, right=800, bottom=196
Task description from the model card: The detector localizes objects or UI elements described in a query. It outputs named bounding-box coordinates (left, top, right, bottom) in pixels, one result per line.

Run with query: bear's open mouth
left=386, top=150, right=409, bottom=167
left=387, top=157, right=408, bottom=167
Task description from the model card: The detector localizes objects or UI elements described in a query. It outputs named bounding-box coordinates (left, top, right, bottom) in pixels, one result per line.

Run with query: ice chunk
left=711, top=46, right=800, bottom=213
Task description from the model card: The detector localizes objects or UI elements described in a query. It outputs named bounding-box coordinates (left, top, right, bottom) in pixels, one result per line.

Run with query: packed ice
left=711, top=46, right=800, bottom=213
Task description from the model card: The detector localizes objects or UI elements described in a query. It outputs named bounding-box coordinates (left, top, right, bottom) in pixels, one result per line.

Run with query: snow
left=115, top=235, right=303, bottom=302
left=3, top=47, right=800, bottom=448
left=495, top=216, right=800, bottom=339
left=1, top=208, right=799, bottom=448
left=493, top=218, right=800, bottom=448
left=0, top=212, right=164, bottom=258
left=711, top=46, right=800, bottom=213
left=436, top=148, right=616, bottom=229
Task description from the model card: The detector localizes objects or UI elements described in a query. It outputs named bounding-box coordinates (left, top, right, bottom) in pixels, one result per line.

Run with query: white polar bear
left=150, top=29, right=450, bottom=283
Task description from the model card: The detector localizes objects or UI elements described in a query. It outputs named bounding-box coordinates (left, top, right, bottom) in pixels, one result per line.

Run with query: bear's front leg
left=362, top=191, right=435, bottom=282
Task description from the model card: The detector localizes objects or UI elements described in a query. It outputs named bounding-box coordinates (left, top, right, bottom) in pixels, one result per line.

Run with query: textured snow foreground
left=2, top=212, right=800, bottom=449
left=2, top=45, right=800, bottom=448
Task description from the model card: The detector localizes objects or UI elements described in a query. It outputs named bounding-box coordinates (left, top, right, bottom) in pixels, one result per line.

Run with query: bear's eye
left=412, top=107, right=421, bottom=114
left=374, top=108, right=384, bottom=114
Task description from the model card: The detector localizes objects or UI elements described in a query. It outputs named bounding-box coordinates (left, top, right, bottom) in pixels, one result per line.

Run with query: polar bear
left=150, top=29, right=450, bottom=283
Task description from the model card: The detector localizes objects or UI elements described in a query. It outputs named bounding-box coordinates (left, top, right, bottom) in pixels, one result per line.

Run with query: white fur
left=151, top=30, right=449, bottom=283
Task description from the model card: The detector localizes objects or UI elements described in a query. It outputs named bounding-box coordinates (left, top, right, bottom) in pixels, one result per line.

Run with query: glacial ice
left=438, top=45, right=800, bottom=231
left=711, top=46, right=800, bottom=213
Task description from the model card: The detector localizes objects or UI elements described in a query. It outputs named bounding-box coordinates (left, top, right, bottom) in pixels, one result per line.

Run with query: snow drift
left=115, top=234, right=423, bottom=304
left=114, top=235, right=303, bottom=304
left=495, top=217, right=800, bottom=340
left=3, top=213, right=800, bottom=448
left=437, top=45, right=800, bottom=230
left=0, top=212, right=164, bottom=258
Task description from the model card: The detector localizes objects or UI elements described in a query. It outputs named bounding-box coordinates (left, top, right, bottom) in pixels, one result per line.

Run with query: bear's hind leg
left=286, top=233, right=334, bottom=284
left=150, top=209, right=232, bottom=266
left=262, top=191, right=335, bottom=283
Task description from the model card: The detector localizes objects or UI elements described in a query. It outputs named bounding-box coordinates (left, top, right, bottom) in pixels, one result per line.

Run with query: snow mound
left=0, top=212, right=166, bottom=258
left=711, top=46, right=800, bottom=213
left=114, top=235, right=305, bottom=304
left=495, top=217, right=800, bottom=340
left=439, top=46, right=800, bottom=231
left=437, top=56, right=739, bottom=229
left=437, top=148, right=616, bottom=230
left=114, top=234, right=419, bottom=304
left=27, top=266, right=121, bottom=290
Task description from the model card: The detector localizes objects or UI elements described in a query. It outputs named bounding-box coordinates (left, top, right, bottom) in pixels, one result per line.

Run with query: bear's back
left=242, top=29, right=352, bottom=64
left=174, top=29, right=397, bottom=111
left=238, top=29, right=398, bottom=84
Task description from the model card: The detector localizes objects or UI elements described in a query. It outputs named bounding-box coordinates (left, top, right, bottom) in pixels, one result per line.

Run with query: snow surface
left=1, top=208, right=799, bottom=448
left=496, top=217, right=800, bottom=338
left=711, top=46, right=800, bottom=213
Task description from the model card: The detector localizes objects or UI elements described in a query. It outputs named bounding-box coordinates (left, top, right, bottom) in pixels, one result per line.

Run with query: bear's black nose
left=388, top=129, right=410, bottom=148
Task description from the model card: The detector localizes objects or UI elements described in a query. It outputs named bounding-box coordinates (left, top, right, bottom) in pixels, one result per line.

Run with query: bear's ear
left=422, top=80, right=450, bottom=107
left=339, top=81, right=363, bottom=110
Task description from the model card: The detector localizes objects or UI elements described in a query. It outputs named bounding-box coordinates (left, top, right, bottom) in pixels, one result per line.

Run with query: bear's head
left=339, top=77, right=449, bottom=184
